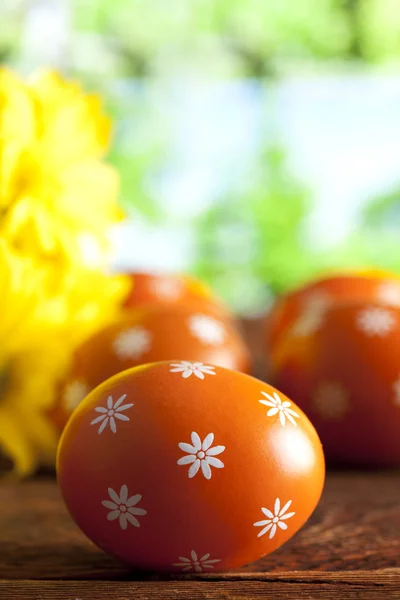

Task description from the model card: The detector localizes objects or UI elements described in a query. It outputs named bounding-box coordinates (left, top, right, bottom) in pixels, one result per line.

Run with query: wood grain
left=1, top=472, right=400, bottom=600
left=1, top=574, right=400, bottom=600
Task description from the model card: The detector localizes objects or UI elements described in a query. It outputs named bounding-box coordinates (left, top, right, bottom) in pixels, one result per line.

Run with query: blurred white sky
left=112, top=75, right=400, bottom=271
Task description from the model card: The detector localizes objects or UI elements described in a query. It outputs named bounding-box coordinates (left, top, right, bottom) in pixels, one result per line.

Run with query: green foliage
left=193, top=145, right=324, bottom=311
left=69, top=0, right=400, bottom=78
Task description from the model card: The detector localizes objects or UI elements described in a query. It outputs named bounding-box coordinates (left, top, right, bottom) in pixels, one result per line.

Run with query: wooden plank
left=1, top=472, right=400, bottom=582
left=1, top=574, right=400, bottom=600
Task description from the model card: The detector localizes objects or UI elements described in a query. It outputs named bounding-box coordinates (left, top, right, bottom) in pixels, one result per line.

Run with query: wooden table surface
left=1, top=472, right=400, bottom=599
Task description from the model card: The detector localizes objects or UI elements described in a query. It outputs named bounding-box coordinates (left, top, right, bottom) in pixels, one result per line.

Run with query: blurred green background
left=2, top=0, right=400, bottom=313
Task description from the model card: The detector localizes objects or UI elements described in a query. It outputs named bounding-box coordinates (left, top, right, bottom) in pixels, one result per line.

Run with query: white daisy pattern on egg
left=188, top=314, right=225, bottom=345
left=254, top=498, right=295, bottom=539
left=259, top=391, right=299, bottom=427
left=150, top=277, right=182, bottom=300
left=377, top=282, right=400, bottom=308
left=63, top=379, right=90, bottom=411
left=169, top=361, right=216, bottom=380
left=90, top=394, right=133, bottom=434
left=291, top=291, right=331, bottom=337
left=173, top=550, right=221, bottom=572
left=102, top=485, right=147, bottom=530
left=393, top=375, right=400, bottom=407
left=312, top=381, right=350, bottom=420
left=177, top=432, right=225, bottom=479
left=113, top=326, right=152, bottom=360
left=356, top=306, right=396, bottom=337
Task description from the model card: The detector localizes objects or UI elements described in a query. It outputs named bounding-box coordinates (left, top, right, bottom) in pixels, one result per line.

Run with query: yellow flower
left=0, top=70, right=131, bottom=476
left=0, top=239, right=129, bottom=477
left=0, top=68, right=122, bottom=261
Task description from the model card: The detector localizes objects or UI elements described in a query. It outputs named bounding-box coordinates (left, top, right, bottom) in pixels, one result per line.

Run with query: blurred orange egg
left=268, top=272, right=400, bottom=466
left=123, top=272, right=229, bottom=317
left=57, top=305, right=250, bottom=426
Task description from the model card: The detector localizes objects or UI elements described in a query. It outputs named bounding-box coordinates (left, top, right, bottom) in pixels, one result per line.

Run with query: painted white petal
left=258, top=523, right=273, bottom=537
left=286, top=408, right=299, bottom=417
left=202, top=433, right=214, bottom=451
left=254, top=519, right=270, bottom=527
left=277, top=521, right=288, bottom=530
left=286, top=413, right=298, bottom=427
left=201, top=460, right=212, bottom=479
left=267, top=407, right=279, bottom=417
left=200, top=368, right=215, bottom=375
left=177, top=454, right=196, bottom=465
left=182, top=369, right=193, bottom=378
left=98, top=417, right=109, bottom=434
left=102, top=501, right=118, bottom=510
left=273, top=392, right=282, bottom=404
left=205, top=457, right=224, bottom=469
left=182, top=565, right=192, bottom=572
left=191, top=550, right=198, bottom=562
left=259, top=400, right=276, bottom=408
left=203, top=559, right=221, bottom=565
left=110, top=416, right=117, bottom=433
left=119, top=513, right=128, bottom=530
left=94, top=407, right=108, bottom=413
left=107, top=510, right=120, bottom=521
left=177, top=557, right=191, bottom=563
left=261, top=392, right=277, bottom=404
left=91, top=414, right=107, bottom=425
left=170, top=366, right=186, bottom=372
left=113, top=394, right=127, bottom=409
left=178, top=442, right=197, bottom=454
left=194, top=565, right=202, bottom=573
left=274, top=498, right=281, bottom=516
left=107, top=396, right=113, bottom=410
left=194, top=370, right=205, bottom=379
left=108, top=488, right=121, bottom=504
left=279, top=500, right=292, bottom=516
left=120, top=485, right=128, bottom=504
left=261, top=507, right=274, bottom=519
left=126, top=513, right=140, bottom=527
left=279, top=411, right=286, bottom=427
left=115, top=404, right=134, bottom=412
left=188, top=459, right=201, bottom=478
left=126, top=494, right=141, bottom=507
left=191, top=431, right=202, bottom=450
left=269, top=523, right=277, bottom=539
left=128, top=507, right=147, bottom=516
left=280, top=512, right=296, bottom=520
left=206, top=445, right=225, bottom=456
left=282, top=401, right=292, bottom=408
left=200, top=553, right=210, bottom=561
left=114, top=413, right=130, bottom=422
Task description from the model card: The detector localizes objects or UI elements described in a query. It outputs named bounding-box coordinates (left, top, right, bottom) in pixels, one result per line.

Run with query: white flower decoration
left=170, top=361, right=216, bottom=380
left=90, top=394, right=133, bottom=434
left=254, top=498, right=295, bottom=539
left=312, top=381, right=350, bottom=420
left=113, top=326, right=152, bottom=359
left=150, top=278, right=182, bottom=300
left=356, top=306, right=396, bottom=337
left=63, top=379, right=90, bottom=411
left=102, top=485, right=146, bottom=530
left=259, top=391, right=299, bottom=427
left=177, top=432, right=225, bottom=479
left=188, top=315, right=225, bottom=345
left=377, top=282, right=400, bottom=308
left=291, top=291, right=331, bottom=337
left=173, top=550, right=221, bottom=573
left=393, top=376, right=400, bottom=407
